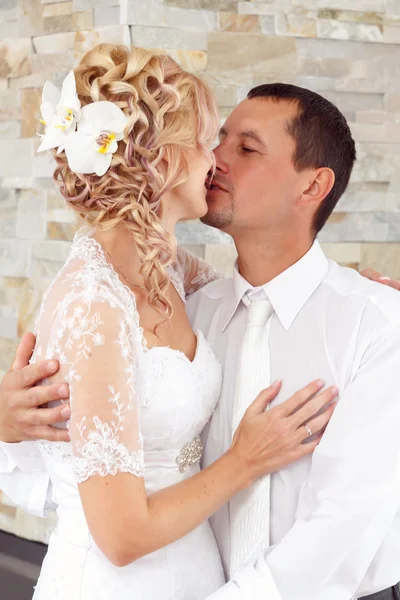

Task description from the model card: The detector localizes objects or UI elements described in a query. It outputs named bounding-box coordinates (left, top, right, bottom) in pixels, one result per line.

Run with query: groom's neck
left=234, top=229, right=314, bottom=287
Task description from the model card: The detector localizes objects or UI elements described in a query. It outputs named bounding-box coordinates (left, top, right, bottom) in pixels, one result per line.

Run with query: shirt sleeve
left=207, top=322, right=400, bottom=600
left=57, top=290, right=145, bottom=484
left=0, top=442, right=54, bottom=517
left=175, top=246, right=223, bottom=297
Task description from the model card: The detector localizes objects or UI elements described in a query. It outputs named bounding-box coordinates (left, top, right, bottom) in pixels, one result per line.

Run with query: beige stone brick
left=33, top=31, right=76, bottom=54
left=71, top=9, right=93, bottom=30
left=73, top=0, right=118, bottom=9
left=317, top=19, right=383, bottom=42
left=0, top=239, right=32, bottom=278
left=74, top=26, right=131, bottom=58
left=43, top=14, right=73, bottom=34
left=166, top=49, right=208, bottom=72
left=130, top=25, right=207, bottom=51
left=0, top=38, right=32, bottom=78
left=8, top=71, right=60, bottom=90
left=383, top=25, right=400, bottom=44
left=219, top=13, right=261, bottom=33
left=121, top=0, right=164, bottom=26
left=164, top=0, right=236, bottom=10
left=317, top=9, right=383, bottom=25
left=385, top=94, right=400, bottom=111
left=237, top=2, right=275, bottom=16
left=276, top=10, right=317, bottom=37
left=0, top=90, right=20, bottom=121
left=17, top=189, right=47, bottom=241
left=205, top=82, right=237, bottom=106
left=164, top=6, right=216, bottom=30
left=316, top=0, right=385, bottom=10
left=204, top=244, right=237, bottom=277
left=0, top=139, right=34, bottom=177
left=207, top=32, right=297, bottom=83
left=21, top=88, right=41, bottom=139
left=42, top=1, right=73, bottom=17
left=359, top=243, right=400, bottom=279
left=0, top=121, right=20, bottom=139
left=47, top=221, right=77, bottom=241
left=94, top=5, right=120, bottom=27
left=31, top=51, right=75, bottom=74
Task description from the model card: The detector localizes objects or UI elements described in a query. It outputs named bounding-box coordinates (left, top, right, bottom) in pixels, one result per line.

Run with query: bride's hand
left=230, top=379, right=338, bottom=487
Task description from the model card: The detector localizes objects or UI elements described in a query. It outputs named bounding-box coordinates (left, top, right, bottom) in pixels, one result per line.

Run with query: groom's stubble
left=201, top=192, right=235, bottom=231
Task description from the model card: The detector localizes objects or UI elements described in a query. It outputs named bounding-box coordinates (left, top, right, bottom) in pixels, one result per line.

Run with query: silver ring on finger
left=304, top=424, right=313, bottom=438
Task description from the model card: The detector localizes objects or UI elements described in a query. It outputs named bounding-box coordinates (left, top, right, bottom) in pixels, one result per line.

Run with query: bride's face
left=164, top=145, right=213, bottom=222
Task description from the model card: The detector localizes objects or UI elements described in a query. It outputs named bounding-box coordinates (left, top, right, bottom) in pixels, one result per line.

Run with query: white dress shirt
left=186, top=240, right=400, bottom=600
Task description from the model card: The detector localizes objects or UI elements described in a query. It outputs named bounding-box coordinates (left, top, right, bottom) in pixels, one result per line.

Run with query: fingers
left=360, top=268, right=400, bottom=291
left=291, top=385, right=338, bottom=428
left=246, top=381, right=282, bottom=415
left=11, top=332, right=36, bottom=371
left=296, top=402, right=337, bottom=444
left=12, top=359, right=60, bottom=390
left=360, top=268, right=381, bottom=282
left=25, top=382, right=70, bottom=408
left=29, top=425, right=70, bottom=443
left=378, top=278, right=400, bottom=291
left=281, top=379, right=325, bottom=416
left=29, top=404, right=71, bottom=427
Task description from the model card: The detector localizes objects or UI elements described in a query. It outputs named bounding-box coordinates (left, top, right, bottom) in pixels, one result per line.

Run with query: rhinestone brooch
left=176, top=435, right=203, bottom=473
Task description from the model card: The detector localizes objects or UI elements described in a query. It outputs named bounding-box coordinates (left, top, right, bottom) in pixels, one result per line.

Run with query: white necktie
left=229, top=297, right=274, bottom=577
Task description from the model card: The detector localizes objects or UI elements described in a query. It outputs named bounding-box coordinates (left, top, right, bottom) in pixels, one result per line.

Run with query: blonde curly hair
left=53, top=43, right=219, bottom=325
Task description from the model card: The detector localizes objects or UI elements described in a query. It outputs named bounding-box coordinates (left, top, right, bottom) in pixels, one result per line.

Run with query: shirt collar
left=220, top=240, right=329, bottom=332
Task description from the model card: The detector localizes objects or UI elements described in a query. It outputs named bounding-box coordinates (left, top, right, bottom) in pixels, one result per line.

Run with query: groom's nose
left=213, top=143, right=229, bottom=174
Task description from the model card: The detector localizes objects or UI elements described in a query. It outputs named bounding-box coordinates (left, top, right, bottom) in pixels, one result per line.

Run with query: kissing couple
left=1, top=43, right=400, bottom=600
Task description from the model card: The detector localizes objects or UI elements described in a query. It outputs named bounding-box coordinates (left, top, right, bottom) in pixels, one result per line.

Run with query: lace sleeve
left=175, top=246, right=223, bottom=297
left=54, top=291, right=144, bottom=484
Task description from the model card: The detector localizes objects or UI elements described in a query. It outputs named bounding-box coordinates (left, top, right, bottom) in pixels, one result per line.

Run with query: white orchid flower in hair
left=37, top=71, right=81, bottom=154
left=64, top=101, right=129, bottom=177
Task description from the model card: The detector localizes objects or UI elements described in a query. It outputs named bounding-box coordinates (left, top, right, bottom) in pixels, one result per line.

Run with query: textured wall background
left=1, top=0, right=400, bottom=541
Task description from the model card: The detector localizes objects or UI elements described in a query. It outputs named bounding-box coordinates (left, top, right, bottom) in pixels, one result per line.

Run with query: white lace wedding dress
left=30, top=227, right=225, bottom=600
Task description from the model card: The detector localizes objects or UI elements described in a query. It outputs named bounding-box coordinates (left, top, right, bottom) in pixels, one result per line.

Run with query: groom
left=1, top=84, right=400, bottom=600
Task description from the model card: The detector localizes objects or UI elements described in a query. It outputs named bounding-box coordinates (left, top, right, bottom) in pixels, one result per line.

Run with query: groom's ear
left=297, top=167, right=335, bottom=209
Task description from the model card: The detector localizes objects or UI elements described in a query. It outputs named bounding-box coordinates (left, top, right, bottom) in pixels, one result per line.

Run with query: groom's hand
left=0, top=333, right=70, bottom=443
left=360, top=268, right=400, bottom=291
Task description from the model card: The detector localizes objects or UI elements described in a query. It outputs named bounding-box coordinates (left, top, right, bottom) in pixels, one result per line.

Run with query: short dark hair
left=247, top=83, right=356, bottom=233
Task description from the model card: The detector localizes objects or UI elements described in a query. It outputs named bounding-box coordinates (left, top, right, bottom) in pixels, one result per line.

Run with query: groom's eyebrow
left=219, top=126, right=268, bottom=150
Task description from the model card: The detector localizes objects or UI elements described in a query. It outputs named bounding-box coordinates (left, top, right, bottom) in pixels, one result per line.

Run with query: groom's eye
left=241, top=146, right=256, bottom=154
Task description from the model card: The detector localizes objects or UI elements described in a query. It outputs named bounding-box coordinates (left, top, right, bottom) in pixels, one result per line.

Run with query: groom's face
left=202, top=97, right=309, bottom=235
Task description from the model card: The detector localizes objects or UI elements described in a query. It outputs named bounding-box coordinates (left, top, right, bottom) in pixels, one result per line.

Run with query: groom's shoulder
left=323, top=260, right=400, bottom=325
left=186, top=277, right=232, bottom=314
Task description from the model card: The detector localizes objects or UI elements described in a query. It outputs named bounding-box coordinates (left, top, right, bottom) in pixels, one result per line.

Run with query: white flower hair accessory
left=37, top=71, right=129, bottom=177
left=37, top=71, right=81, bottom=154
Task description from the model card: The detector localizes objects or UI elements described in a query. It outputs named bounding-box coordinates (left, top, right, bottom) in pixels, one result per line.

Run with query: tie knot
left=246, top=299, right=274, bottom=328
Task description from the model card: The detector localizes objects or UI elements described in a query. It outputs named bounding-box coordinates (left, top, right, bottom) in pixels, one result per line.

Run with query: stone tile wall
left=1, top=0, right=400, bottom=542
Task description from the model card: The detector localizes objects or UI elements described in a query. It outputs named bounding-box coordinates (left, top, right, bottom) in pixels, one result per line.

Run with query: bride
left=7, top=44, right=336, bottom=599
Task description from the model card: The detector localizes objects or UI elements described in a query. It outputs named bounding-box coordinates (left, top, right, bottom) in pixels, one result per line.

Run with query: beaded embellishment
left=176, top=435, right=203, bottom=473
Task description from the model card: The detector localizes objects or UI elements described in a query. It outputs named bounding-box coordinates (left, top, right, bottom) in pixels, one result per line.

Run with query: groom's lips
left=207, top=179, right=229, bottom=194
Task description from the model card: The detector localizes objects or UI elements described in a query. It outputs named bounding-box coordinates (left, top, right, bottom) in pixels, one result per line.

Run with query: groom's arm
left=207, top=320, right=400, bottom=600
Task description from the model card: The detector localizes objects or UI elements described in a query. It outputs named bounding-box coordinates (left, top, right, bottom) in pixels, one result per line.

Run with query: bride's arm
left=53, top=292, right=336, bottom=568
left=175, top=245, right=223, bottom=296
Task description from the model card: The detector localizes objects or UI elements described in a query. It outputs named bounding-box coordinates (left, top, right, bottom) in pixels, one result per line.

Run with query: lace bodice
left=31, top=228, right=222, bottom=485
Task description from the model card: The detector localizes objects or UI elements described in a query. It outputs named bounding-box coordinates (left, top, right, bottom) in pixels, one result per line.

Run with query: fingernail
left=61, top=406, right=71, bottom=419
left=271, top=380, right=281, bottom=388
left=378, top=276, right=390, bottom=281
left=58, top=385, right=68, bottom=397
left=316, top=379, right=325, bottom=387
left=48, top=361, right=58, bottom=373
left=331, top=385, right=339, bottom=395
